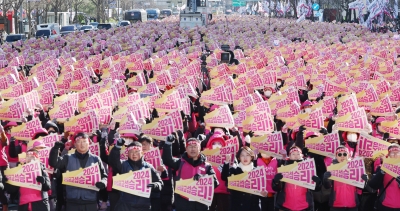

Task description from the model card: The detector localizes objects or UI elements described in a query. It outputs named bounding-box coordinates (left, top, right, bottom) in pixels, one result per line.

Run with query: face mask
left=347, top=133, right=358, bottom=142
left=265, top=91, right=272, bottom=97
left=276, top=81, right=282, bottom=87
left=305, top=108, right=312, bottom=113
left=212, top=143, right=222, bottom=149
left=124, top=138, right=134, bottom=145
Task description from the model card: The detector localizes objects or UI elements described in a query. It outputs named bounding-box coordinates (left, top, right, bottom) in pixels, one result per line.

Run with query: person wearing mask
left=272, top=146, right=322, bottom=211
left=162, top=135, right=219, bottom=211
left=323, top=146, right=368, bottom=211
left=5, top=149, right=51, bottom=211
left=109, top=140, right=163, bottom=211
left=205, top=133, right=230, bottom=211
left=369, top=144, right=400, bottom=211
left=302, top=100, right=313, bottom=113
left=221, top=146, right=267, bottom=211
left=49, top=132, right=108, bottom=211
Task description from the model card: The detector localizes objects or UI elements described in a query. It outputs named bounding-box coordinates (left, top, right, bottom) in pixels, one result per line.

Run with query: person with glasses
left=49, top=132, right=108, bottom=211
left=323, top=146, right=368, bottom=211
left=4, top=149, right=51, bottom=211
left=108, top=140, right=163, bottom=211
left=369, top=144, right=400, bottom=211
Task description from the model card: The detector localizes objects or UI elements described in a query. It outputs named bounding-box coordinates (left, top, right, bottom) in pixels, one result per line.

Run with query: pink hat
left=120, top=133, right=138, bottom=141
left=4, top=121, right=17, bottom=129
left=209, top=105, right=219, bottom=112
left=375, top=117, right=385, bottom=124
left=305, top=131, right=320, bottom=139
left=32, top=128, right=48, bottom=139
left=32, top=140, right=46, bottom=149
left=302, top=100, right=313, bottom=107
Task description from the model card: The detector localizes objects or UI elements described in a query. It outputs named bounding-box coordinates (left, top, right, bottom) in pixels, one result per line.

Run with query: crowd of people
left=0, top=15, right=398, bottom=211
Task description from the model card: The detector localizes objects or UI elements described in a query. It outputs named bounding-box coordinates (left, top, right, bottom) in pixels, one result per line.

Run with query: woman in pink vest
left=221, top=146, right=268, bottom=211
left=369, top=144, right=400, bottom=211
left=323, top=146, right=367, bottom=211
left=256, top=152, right=279, bottom=211
left=205, top=132, right=230, bottom=211
left=272, top=146, right=322, bottom=211
left=4, top=148, right=51, bottom=211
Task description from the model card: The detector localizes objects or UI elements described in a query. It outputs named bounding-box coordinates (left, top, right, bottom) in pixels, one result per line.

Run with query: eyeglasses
left=337, top=153, right=348, bottom=157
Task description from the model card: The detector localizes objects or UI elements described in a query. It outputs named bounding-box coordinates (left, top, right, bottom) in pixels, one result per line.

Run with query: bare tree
left=1, top=0, right=15, bottom=33
left=71, top=0, right=85, bottom=23
left=50, top=0, right=66, bottom=24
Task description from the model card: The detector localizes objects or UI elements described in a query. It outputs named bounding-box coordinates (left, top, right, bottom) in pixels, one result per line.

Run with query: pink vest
left=176, top=158, right=207, bottom=180
left=282, top=183, right=308, bottom=210
left=19, top=187, right=43, bottom=205
left=332, top=181, right=357, bottom=208
left=256, top=158, right=277, bottom=194
left=382, top=174, right=400, bottom=208
left=213, top=166, right=229, bottom=194
left=107, top=166, right=113, bottom=192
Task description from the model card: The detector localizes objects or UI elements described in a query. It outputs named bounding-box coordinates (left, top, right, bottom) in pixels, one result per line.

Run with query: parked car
left=36, top=23, right=60, bottom=38
left=5, top=34, right=26, bottom=43
left=35, top=29, right=51, bottom=39
left=97, top=23, right=115, bottom=30
left=89, top=22, right=99, bottom=28
left=60, top=25, right=77, bottom=36
left=119, top=21, right=130, bottom=27
left=80, top=25, right=94, bottom=32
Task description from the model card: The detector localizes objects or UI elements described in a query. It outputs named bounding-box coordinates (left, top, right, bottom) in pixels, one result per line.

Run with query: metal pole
left=269, top=0, right=271, bottom=29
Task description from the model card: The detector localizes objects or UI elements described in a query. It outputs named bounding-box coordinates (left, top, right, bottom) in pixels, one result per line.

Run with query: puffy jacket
left=369, top=168, right=400, bottom=209
left=324, top=179, right=359, bottom=208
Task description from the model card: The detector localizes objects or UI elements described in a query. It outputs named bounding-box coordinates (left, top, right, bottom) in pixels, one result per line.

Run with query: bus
left=146, top=8, right=160, bottom=20
left=124, top=9, right=147, bottom=23
left=160, top=9, right=172, bottom=17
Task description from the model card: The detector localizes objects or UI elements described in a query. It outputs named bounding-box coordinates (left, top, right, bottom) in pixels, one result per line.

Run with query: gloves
left=165, top=134, right=175, bottom=144
left=116, top=138, right=125, bottom=147
left=319, top=127, right=328, bottom=135
left=383, top=133, right=390, bottom=140
left=361, top=174, right=369, bottom=182
left=312, top=176, right=321, bottom=184
left=248, top=131, right=254, bottom=138
left=147, top=183, right=159, bottom=189
left=299, top=125, right=306, bottom=132
left=273, top=173, right=283, bottom=183
left=54, top=141, right=65, bottom=149
left=193, top=174, right=202, bottom=181
left=36, top=176, right=45, bottom=184
left=323, top=171, right=331, bottom=180
left=95, top=182, right=106, bottom=190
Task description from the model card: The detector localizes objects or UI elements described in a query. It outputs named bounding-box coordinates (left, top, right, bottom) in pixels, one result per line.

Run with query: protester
left=323, top=146, right=368, bottom=211
left=369, top=144, right=400, bottom=211
left=162, top=135, right=218, bottom=211
left=0, top=125, right=8, bottom=211
left=49, top=132, right=108, bottom=211
left=109, top=140, right=163, bottom=211
left=5, top=149, right=51, bottom=211
left=221, top=146, right=267, bottom=211
left=272, top=146, right=322, bottom=211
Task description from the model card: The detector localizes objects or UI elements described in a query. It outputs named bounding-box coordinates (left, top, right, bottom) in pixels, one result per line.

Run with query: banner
left=200, top=86, right=229, bottom=106
left=48, top=100, right=75, bottom=122
left=370, top=96, right=393, bottom=116
left=37, top=148, right=54, bottom=174
left=11, top=119, right=45, bottom=141
left=143, top=148, right=162, bottom=169
left=62, top=163, right=101, bottom=191
left=326, top=157, right=366, bottom=188
left=250, top=132, right=285, bottom=159
left=298, top=108, right=325, bottom=132
left=203, top=145, right=237, bottom=167
left=242, top=111, right=274, bottom=135
left=227, top=166, right=267, bottom=197
left=0, top=99, right=23, bottom=121
left=28, top=133, right=61, bottom=148
left=337, top=93, right=359, bottom=116
left=277, top=102, right=301, bottom=121
left=305, top=132, right=341, bottom=159
left=233, top=95, right=254, bottom=112
left=119, top=112, right=142, bottom=135
left=232, top=85, right=250, bottom=101
left=113, top=168, right=152, bottom=198
left=154, top=89, right=182, bottom=112
left=98, top=106, right=112, bottom=125
left=204, top=105, right=235, bottom=128
left=225, top=136, right=240, bottom=150
left=380, top=158, right=400, bottom=178
left=79, top=94, right=102, bottom=113
left=175, top=175, right=214, bottom=206
left=357, top=133, right=391, bottom=158
left=278, top=158, right=317, bottom=190
left=167, top=110, right=183, bottom=131
left=4, top=160, right=42, bottom=190
left=335, top=108, right=369, bottom=133
left=381, top=119, right=400, bottom=139
left=64, top=110, right=99, bottom=133
left=141, top=115, right=174, bottom=140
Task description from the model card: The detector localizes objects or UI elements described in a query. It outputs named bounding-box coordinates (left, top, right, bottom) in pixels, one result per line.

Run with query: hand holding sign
left=62, top=163, right=101, bottom=191
left=227, top=166, right=267, bottom=197
left=4, top=161, right=42, bottom=190
left=175, top=175, right=214, bottom=206
left=277, top=158, right=317, bottom=190
left=326, top=157, right=366, bottom=188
